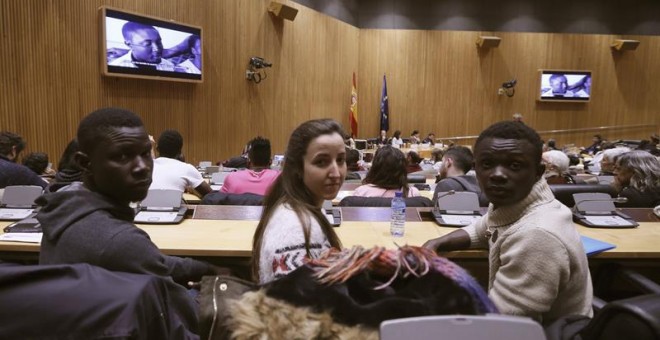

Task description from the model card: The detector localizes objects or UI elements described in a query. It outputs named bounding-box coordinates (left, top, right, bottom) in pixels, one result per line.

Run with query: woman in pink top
left=353, top=146, right=420, bottom=198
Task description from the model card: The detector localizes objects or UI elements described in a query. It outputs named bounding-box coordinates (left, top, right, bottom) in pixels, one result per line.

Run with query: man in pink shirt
left=220, top=137, right=280, bottom=195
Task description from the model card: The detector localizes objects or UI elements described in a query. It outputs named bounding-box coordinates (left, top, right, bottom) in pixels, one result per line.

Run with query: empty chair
left=201, top=192, right=264, bottom=206
left=380, top=315, right=545, bottom=340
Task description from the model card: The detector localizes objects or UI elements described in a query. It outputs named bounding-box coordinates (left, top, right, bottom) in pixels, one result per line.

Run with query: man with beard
left=431, top=145, right=488, bottom=206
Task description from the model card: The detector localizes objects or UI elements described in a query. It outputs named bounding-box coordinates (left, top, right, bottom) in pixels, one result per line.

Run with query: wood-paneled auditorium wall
left=358, top=30, right=660, bottom=148
left=0, top=0, right=359, bottom=165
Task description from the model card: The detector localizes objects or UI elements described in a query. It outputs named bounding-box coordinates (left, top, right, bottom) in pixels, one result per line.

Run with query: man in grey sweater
left=424, top=121, right=593, bottom=326
left=38, top=108, right=219, bottom=285
left=432, top=145, right=489, bottom=206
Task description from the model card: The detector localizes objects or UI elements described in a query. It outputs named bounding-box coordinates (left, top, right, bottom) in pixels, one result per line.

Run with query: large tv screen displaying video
left=100, top=7, right=202, bottom=83
left=538, top=70, right=591, bottom=102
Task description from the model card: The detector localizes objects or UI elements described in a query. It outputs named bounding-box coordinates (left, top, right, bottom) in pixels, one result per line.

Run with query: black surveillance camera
left=502, top=79, right=517, bottom=89
left=250, top=57, right=272, bottom=69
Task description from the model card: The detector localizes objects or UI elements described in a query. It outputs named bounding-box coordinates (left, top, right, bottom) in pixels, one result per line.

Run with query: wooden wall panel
left=358, top=30, right=660, bottom=148
left=0, top=0, right=359, bottom=166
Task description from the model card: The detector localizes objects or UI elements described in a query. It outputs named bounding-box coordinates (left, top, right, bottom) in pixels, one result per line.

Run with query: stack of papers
left=0, top=232, right=42, bottom=243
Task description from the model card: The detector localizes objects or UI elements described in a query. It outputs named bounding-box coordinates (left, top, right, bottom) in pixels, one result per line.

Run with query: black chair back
left=549, top=184, right=617, bottom=207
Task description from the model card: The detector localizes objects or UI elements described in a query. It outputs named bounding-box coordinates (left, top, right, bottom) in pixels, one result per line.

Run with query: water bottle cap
left=394, top=191, right=403, bottom=198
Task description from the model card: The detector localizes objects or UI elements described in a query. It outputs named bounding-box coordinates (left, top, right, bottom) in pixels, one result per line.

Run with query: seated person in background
left=37, top=108, right=220, bottom=285
left=422, top=132, right=436, bottom=145
left=598, top=147, right=630, bottom=176
left=150, top=129, right=212, bottom=198
left=406, top=150, right=423, bottom=174
left=409, top=130, right=421, bottom=144
left=613, top=150, right=660, bottom=208
left=22, top=152, right=54, bottom=179
left=353, top=146, right=420, bottom=198
left=542, top=150, right=576, bottom=184
left=432, top=146, right=489, bottom=206
left=423, top=121, right=593, bottom=326
left=221, top=137, right=280, bottom=196
left=345, top=148, right=362, bottom=180
left=431, top=148, right=444, bottom=175
left=389, top=130, right=404, bottom=148
left=48, top=139, right=83, bottom=192
left=108, top=22, right=175, bottom=71
left=0, top=131, right=47, bottom=189
left=252, top=119, right=345, bottom=284
left=582, top=134, right=604, bottom=155
left=374, top=130, right=388, bottom=146
left=544, top=139, right=558, bottom=151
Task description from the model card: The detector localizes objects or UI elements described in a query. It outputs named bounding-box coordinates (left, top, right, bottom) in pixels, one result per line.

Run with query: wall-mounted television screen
left=538, top=70, right=591, bottom=102
left=100, top=7, right=202, bottom=83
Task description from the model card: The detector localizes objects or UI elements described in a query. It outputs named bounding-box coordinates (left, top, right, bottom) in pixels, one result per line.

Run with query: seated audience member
left=150, top=129, right=212, bottom=197
left=542, top=150, right=575, bottom=184
left=48, top=139, right=83, bottom=192
left=422, top=133, right=436, bottom=145
left=406, top=150, right=423, bottom=173
left=374, top=130, right=388, bottom=146
left=613, top=150, right=660, bottom=208
left=512, top=113, right=524, bottom=123
left=353, top=146, right=420, bottom=198
left=22, top=152, right=54, bottom=180
left=582, top=134, right=604, bottom=155
left=252, top=119, right=345, bottom=284
left=409, top=130, right=421, bottom=144
left=431, top=148, right=444, bottom=175
left=389, top=130, right=404, bottom=148
left=432, top=146, right=488, bottom=206
left=545, top=139, right=558, bottom=151
left=598, top=147, right=631, bottom=176
left=0, top=131, right=47, bottom=189
left=345, top=148, right=362, bottom=180
left=221, top=137, right=280, bottom=195
left=37, top=108, right=220, bottom=285
left=423, top=121, right=593, bottom=326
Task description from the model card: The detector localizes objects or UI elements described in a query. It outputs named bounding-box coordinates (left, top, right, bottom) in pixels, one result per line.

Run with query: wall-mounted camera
left=498, top=78, right=517, bottom=97
left=247, top=57, right=272, bottom=84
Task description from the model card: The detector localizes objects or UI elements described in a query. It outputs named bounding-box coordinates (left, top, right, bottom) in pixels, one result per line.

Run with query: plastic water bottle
left=390, top=191, right=406, bottom=237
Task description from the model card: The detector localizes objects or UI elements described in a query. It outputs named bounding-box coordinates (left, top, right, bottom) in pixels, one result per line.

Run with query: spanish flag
left=349, top=72, right=358, bottom=138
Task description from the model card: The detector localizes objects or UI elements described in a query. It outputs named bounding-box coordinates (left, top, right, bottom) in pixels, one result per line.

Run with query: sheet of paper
left=584, top=215, right=635, bottom=227
left=134, top=211, right=178, bottom=223
left=0, top=208, right=34, bottom=220
left=210, top=185, right=222, bottom=191
left=0, top=232, right=42, bottom=243
left=440, top=214, right=481, bottom=226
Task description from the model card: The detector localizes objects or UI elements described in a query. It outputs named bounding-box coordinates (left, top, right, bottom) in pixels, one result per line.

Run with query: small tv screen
left=100, top=7, right=202, bottom=83
left=538, top=70, right=591, bottom=102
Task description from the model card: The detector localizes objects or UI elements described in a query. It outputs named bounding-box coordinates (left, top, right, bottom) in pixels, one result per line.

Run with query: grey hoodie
left=37, top=183, right=213, bottom=284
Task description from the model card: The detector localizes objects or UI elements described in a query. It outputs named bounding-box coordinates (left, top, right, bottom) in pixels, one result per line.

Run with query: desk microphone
left=574, top=197, right=627, bottom=214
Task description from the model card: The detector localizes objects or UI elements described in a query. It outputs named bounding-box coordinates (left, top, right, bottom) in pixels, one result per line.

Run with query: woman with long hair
left=353, top=146, right=420, bottom=198
left=613, top=150, right=660, bottom=208
left=252, top=119, right=346, bottom=283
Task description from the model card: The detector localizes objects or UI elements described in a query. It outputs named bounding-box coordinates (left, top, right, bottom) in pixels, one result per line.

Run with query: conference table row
left=1, top=206, right=658, bottom=261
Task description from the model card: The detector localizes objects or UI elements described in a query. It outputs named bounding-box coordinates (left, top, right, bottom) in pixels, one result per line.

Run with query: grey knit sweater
left=463, top=179, right=593, bottom=325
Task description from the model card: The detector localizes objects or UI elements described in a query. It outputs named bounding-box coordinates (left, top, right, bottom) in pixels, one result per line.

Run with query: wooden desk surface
left=2, top=218, right=659, bottom=260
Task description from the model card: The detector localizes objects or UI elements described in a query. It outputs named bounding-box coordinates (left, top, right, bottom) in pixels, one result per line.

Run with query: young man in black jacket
left=38, top=107, right=219, bottom=285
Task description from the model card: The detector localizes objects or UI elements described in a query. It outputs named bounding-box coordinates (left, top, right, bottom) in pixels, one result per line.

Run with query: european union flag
left=380, top=74, right=389, bottom=132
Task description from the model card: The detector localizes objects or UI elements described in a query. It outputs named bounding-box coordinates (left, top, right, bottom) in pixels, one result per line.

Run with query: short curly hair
left=0, top=131, right=26, bottom=157
left=22, top=152, right=49, bottom=175
left=157, top=130, right=184, bottom=158
left=474, top=121, right=543, bottom=163
left=77, top=108, right=144, bottom=154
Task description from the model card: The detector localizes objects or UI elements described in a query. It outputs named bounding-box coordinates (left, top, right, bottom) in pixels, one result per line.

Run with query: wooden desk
left=192, top=206, right=423, bottom=222
left=2, top=219, right=659, bottom=260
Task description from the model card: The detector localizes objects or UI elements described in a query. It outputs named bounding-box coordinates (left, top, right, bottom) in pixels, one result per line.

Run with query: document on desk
left=0, top=232, right=42, bottom=243
left=134, top=211, right=179, bottom=223
left=584, top=215, right=635, bottom=227
left=0, top=208, right=34, bottom=220
left=440, top=214, right=481, bottom=226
